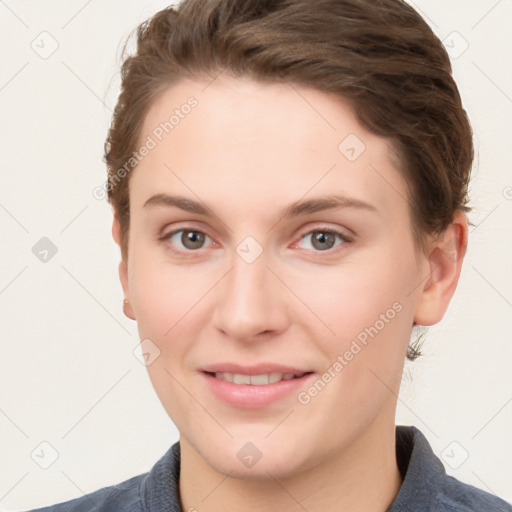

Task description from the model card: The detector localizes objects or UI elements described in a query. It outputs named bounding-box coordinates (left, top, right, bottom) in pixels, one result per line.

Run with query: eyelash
left=159, top=225, right=353, bottom=257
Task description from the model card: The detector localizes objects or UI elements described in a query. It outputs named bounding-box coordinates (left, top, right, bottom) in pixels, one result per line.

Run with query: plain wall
left=1, top=0, right=511, bottom=509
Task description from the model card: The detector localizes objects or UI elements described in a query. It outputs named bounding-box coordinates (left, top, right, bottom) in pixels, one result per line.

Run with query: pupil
left=313, top=231, right=334, bottom=250
left=183, top=230, right=204, bottom=249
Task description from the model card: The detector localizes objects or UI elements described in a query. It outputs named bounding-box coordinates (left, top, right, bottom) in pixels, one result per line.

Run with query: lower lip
left=202, top=372, right=314, bottom=409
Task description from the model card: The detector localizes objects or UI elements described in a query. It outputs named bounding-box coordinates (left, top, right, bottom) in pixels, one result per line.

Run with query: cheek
left=310, top=250, right=416, bottom=377
left=127, top=256, right=204, bottom=424
left=300, top=275, right=412, bottom=439
left=128, top=250, right=210, bottom=339
left=310, top=261, right=411, bottom=335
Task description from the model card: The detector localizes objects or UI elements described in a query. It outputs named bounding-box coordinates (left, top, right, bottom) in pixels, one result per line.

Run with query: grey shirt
left=26, top=426, right=511, bottom=511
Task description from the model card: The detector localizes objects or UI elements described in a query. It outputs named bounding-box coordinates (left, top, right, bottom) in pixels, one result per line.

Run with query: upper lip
left=201, top=363, right=312, bottom=375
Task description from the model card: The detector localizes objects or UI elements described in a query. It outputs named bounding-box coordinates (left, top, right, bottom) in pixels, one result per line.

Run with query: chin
left=193, top=432, right=320, bottom=481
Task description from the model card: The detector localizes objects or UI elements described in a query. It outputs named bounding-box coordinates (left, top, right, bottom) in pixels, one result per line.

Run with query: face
left=118, top=75, right=433, bottom=479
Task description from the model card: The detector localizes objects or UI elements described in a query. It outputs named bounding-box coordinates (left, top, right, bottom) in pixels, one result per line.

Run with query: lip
left=200, top=363, right=315, bottom=409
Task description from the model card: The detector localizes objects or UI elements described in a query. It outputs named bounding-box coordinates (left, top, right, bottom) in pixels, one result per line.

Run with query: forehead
left=131, top=76, right=409, bottom=222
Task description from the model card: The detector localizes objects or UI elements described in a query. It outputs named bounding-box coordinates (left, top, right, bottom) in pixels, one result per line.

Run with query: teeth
left=233, top=374, right=251, bottom=385
left=269, top=372, right=282, bottom=383
left=214, top=372, right=304, bottom=385
left=250, top=374, right=269, bottom=385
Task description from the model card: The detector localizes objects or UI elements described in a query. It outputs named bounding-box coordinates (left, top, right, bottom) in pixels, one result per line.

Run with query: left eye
left=164, top=229, right=213, bottom=251
left=297, top=229, right=350, bottom=251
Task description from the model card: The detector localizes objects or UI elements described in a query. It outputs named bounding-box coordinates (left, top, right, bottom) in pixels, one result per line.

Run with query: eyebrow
left=143, top=193, right=377, bottom=218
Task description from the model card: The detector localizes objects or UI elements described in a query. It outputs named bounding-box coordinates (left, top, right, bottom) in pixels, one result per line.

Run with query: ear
left=112, top=211, right=136, bottom=320
left=413, top=210, right=468, bottom=326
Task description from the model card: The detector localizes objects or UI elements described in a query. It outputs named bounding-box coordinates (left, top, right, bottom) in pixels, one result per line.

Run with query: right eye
left=160, top=228, right=216, bottom=254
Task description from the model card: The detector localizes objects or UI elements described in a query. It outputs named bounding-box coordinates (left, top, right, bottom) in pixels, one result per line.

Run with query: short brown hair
left=104, top=0, right=474, bottom=357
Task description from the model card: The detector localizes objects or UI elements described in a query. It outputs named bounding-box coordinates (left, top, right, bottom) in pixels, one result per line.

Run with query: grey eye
left=298, top=230, right=347, bottom=251
left=310, top=231, right=336, bottom=250
left=170, top=230, right=208, bottom=250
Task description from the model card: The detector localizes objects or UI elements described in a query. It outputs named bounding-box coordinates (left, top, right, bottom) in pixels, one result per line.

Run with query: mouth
left=205, top=371, right=310, bottom=385
left=200, top=365, right=315, bottom=408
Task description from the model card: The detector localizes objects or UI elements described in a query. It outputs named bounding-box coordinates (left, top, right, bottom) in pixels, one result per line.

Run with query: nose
left=212, top=247, right=290, bottom=342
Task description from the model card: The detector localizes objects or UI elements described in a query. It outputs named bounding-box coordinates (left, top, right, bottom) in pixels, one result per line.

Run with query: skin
left=112, top=74, right=468, bottom=512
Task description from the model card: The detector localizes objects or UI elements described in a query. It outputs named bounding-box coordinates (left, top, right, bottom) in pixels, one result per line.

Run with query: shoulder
left=22, top=441, right=182, bottom=512
left=22, top=473, right=146, bottom=512
left=434, top=473, right=511, bottom=512
left=391, top=426, right=511, bottom=512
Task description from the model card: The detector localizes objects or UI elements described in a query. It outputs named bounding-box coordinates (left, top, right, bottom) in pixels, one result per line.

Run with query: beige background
left=1, top=0, right=511, bottom=509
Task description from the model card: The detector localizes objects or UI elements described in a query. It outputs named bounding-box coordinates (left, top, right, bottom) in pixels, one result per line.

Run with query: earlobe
left=413, top=211, right=468, bottom=326
left=119, top=260, right=135, bottom=320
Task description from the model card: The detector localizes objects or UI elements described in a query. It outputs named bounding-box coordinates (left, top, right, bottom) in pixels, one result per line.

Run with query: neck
left=179, top=415, right=402, bottom=512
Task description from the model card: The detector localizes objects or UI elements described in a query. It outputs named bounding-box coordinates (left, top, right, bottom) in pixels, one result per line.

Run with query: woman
left=26, top=0, right=511, bottom=510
